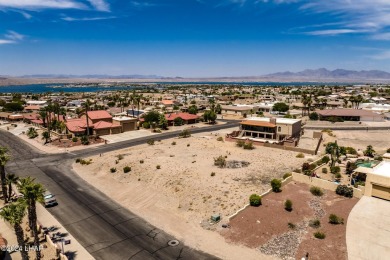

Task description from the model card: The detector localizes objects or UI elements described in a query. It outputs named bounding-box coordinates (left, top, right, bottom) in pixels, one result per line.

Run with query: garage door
left=372, top=184, right=390, bottom=201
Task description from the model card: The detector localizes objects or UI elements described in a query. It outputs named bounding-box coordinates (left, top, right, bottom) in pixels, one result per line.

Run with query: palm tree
left=38, top=109, right=47, bottom=128
left=6, top=173, right=18, bottom=200
left=18, top=177, right=45, bottom=260
left=0, top=202, right=29, bottom=260
left=84, top=99, right=92, bottom=140
left=41, top=131, right=50, bottom=144
left=0, top=146, right=10, bottom=203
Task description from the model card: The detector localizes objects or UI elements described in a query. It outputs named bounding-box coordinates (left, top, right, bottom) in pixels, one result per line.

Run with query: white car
left=43, top=191, right=58, bottom=207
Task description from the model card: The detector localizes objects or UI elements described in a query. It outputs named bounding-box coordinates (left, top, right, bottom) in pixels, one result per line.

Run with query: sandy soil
left=73, top=131, right=308, bottom=260
left=322, top=130, right=390, bottom=154
left=221, top=182, right=358, bottom=260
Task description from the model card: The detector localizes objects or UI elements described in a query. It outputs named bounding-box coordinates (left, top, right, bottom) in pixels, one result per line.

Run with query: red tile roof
left=66, top=119, right=87, bottom=133
left=165, top=113, right=199, bottom=121
left=31, top=119, right=44, bottom=125
left=87, top=110, right=112, bottom=120
left=93, top=121, right=121, bottom=130
left=161, top=100, right=174, bottom=105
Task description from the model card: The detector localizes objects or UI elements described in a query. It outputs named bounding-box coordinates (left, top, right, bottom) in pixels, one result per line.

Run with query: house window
left=278, top=126, right=281, bottom=132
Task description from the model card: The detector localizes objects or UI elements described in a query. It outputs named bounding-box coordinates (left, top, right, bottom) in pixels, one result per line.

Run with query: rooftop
left=244, top=117, right=301, bottom=125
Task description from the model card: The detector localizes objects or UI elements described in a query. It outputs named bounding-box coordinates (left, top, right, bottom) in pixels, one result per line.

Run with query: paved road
left=0, top=122, right=238, bottom=260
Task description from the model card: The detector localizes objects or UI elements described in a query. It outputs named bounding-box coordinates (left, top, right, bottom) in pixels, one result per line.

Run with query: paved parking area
left=347, top=196, right=390, bottom=260
left=100, top=130, right=157, bottom=143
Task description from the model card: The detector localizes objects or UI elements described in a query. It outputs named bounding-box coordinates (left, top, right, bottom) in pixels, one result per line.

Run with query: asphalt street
left=0, top=122, right=238, bottom=260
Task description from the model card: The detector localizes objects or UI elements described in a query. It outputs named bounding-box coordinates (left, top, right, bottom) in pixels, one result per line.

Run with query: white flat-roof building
left=26, top=100, right=47, bottom=106
left=355, top=161, right=390, bottom=201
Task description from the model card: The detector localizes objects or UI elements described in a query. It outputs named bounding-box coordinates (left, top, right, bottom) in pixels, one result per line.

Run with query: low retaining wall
left=228, top=176, right=293, bottom=220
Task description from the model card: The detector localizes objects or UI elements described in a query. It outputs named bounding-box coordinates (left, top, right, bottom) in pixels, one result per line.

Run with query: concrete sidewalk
left=0, top=202, right=94, bottom=260
left=346, top=196, right=390, bottom=260
left=36, top=203, right=94, bottom=260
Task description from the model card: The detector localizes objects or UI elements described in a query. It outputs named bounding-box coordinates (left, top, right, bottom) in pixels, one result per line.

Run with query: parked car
left=43, top=191, right=58, bottom=207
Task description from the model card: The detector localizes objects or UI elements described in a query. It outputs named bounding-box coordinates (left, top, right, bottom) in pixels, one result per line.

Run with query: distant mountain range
left=265, top=68, right=390, bottom=80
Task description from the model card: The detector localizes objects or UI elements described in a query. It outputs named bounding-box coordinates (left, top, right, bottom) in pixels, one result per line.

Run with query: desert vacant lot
left=323, top=130, right=390, bottom=153
left=73, top=130, right=309, bottom=259
left=221, top=182, right=358, bottom=260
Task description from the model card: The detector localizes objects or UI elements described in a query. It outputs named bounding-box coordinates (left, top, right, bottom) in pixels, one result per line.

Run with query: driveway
left=347, top=196, right=390, bottom=260
left=100, top=129, right=157, bottom=143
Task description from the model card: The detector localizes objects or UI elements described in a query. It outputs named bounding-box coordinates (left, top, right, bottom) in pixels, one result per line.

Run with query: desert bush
left=214, top=155, right=226, bottom=168
left=140, top=159, right=144, bottom=164
left=123, top=166, right=131, bottom=173
left=116, top=154, right=124, bottom=160
left=296, top=153, right=304, bottom=158
left=283, top=173, right=292, bottom=179
left=217, top=136, right=223, bottom=142
left=329, top=214, right=344, bottom=224
left=236, top=140, right=245, bottom=147
left=314, top=231, right=326, bottom=239
left=249, top=194, right=262, bottom=206
left=336, top=185, right=353, bottom=198
left=322, top=168, right=328, bottom=174
left=156, top=165, right=161, bottom=169
left=187, top=143, right=190, bottom=147
left=330, top=166, right=341, bottom=174
left=110, top=167, right=117, bottom=173
left=210, top=172, right=216, bottom=177
left=309, top=219, right=321, bottom=228
left=153, top=128, right=162, bottom=133
left=179, top=129, right=191, bottom=138
left=75, top=158, right=81, bottom=163
left=171, top=141, right=176, bottom=145
left=288, top=223, right=296, bottom=229
left=243, top=141, right=254, bottom=150
left=335, top=172, right=342, bottom=179
left=80, top=135, right=89, bottom=145
left=321, top=155, right=330, bottom=164
left=147, top=139, right=155, bottom=145
left=284, top=199, right=293, bottom=211
left=309, top=163, right=317, bottom=170
left=294, top=168, right=302, bottom=173
left=271, top=179, right=282, bottom=192
left=79, top=159, right=92, bottom=165
left=302, top=162, right=310, bottom=172
left=310, top=186, right=324, bottom=196
left=27, top=127, right=38, bottom=139
left=72, top=137, right=78, bottom=142
left=345, top=146, right=357, bottom=155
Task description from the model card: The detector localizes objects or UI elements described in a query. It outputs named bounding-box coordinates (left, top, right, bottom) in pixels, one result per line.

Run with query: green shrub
left=309, top=219, right=321, bottom=228
left=217, top=136, right=223, bottom=142
left=179, top=129, right=191, bottom=138
left=296, top=153, right=304, bottom=158
left=72, top=137, right=78, bottom=142
left=322, top=168, right=328, bottom=174
left=79, top=159, right=92, bottom=165
left=243, top=141, right=255, bottom=150
left=288, top=222, right=296, bottom=229
left=335, top=172, right=342, bottom=179
left=283, top=173, right=292, bottom=179
left=309, top=163, right=317, bottom=170
left=116, top=154, right=124, bottom=160
left=236, top=140, right=245, bottom=147
left=336, top=185, right=353, bottom=198
left=314, top=231, right=326, bottom=239
left=284, top=199, right=293, bottom=211
left=80, top=135, right=89, bottom=145
left=172, top=141, right=177, bottom=145
left=210, top=172, right=216, bottom=177
left=110, top=167, right=117, bottom=173
left=249, top=194, right=262, bottom=206
left=75, top=158, right=81, bottom=163
left=271, top=179, right=282, bottom=192
left=302, top=162, right=310, bottom=173
left=143, top=122, right=150, bottom=129
left=123, top=166, right=131, bottom=173
left=147, top=139, right=155, bottom=145
left=329, top=214, right=344, bottom=224
left=294, top=168, right=302, bottom=173
left=214, top=155, right=226, bottom=168
left=156, top=165, right=161, bottom=169
left=330, top=166, right=341, bottom=174
left=310, top=186, right=324, bottom=197
left=321, top=156, right=330, bottom=164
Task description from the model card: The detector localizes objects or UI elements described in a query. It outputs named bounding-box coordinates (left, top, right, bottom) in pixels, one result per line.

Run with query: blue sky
left=0, top=0, right=390, bottom=77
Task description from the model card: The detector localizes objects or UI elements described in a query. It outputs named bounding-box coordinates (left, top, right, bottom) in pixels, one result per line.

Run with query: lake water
left=0, top=81, right=347, bottom=93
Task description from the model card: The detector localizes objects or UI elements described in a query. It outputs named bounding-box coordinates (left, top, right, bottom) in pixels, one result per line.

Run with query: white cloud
left=0, top=39, right=15, bottom=44
left=87, top=0, right=110, bottom=12
left=305, top=29, right=364, bottom=36
left=0, top=0, right=86, bottom=10
left=61, top=16, right=116, bottom=21
left=368, top=50, right=390, bottom=60
left=371, top=33, right=390, bottom=41
left=18, top=10, right=32, bottom=19
left=5, top=30, right=25, bottom=41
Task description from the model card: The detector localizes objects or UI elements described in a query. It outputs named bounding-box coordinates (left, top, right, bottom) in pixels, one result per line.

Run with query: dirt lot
left=322, top=130, right=390, bottom=154
left=221, top=182, right=358, bottom=260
